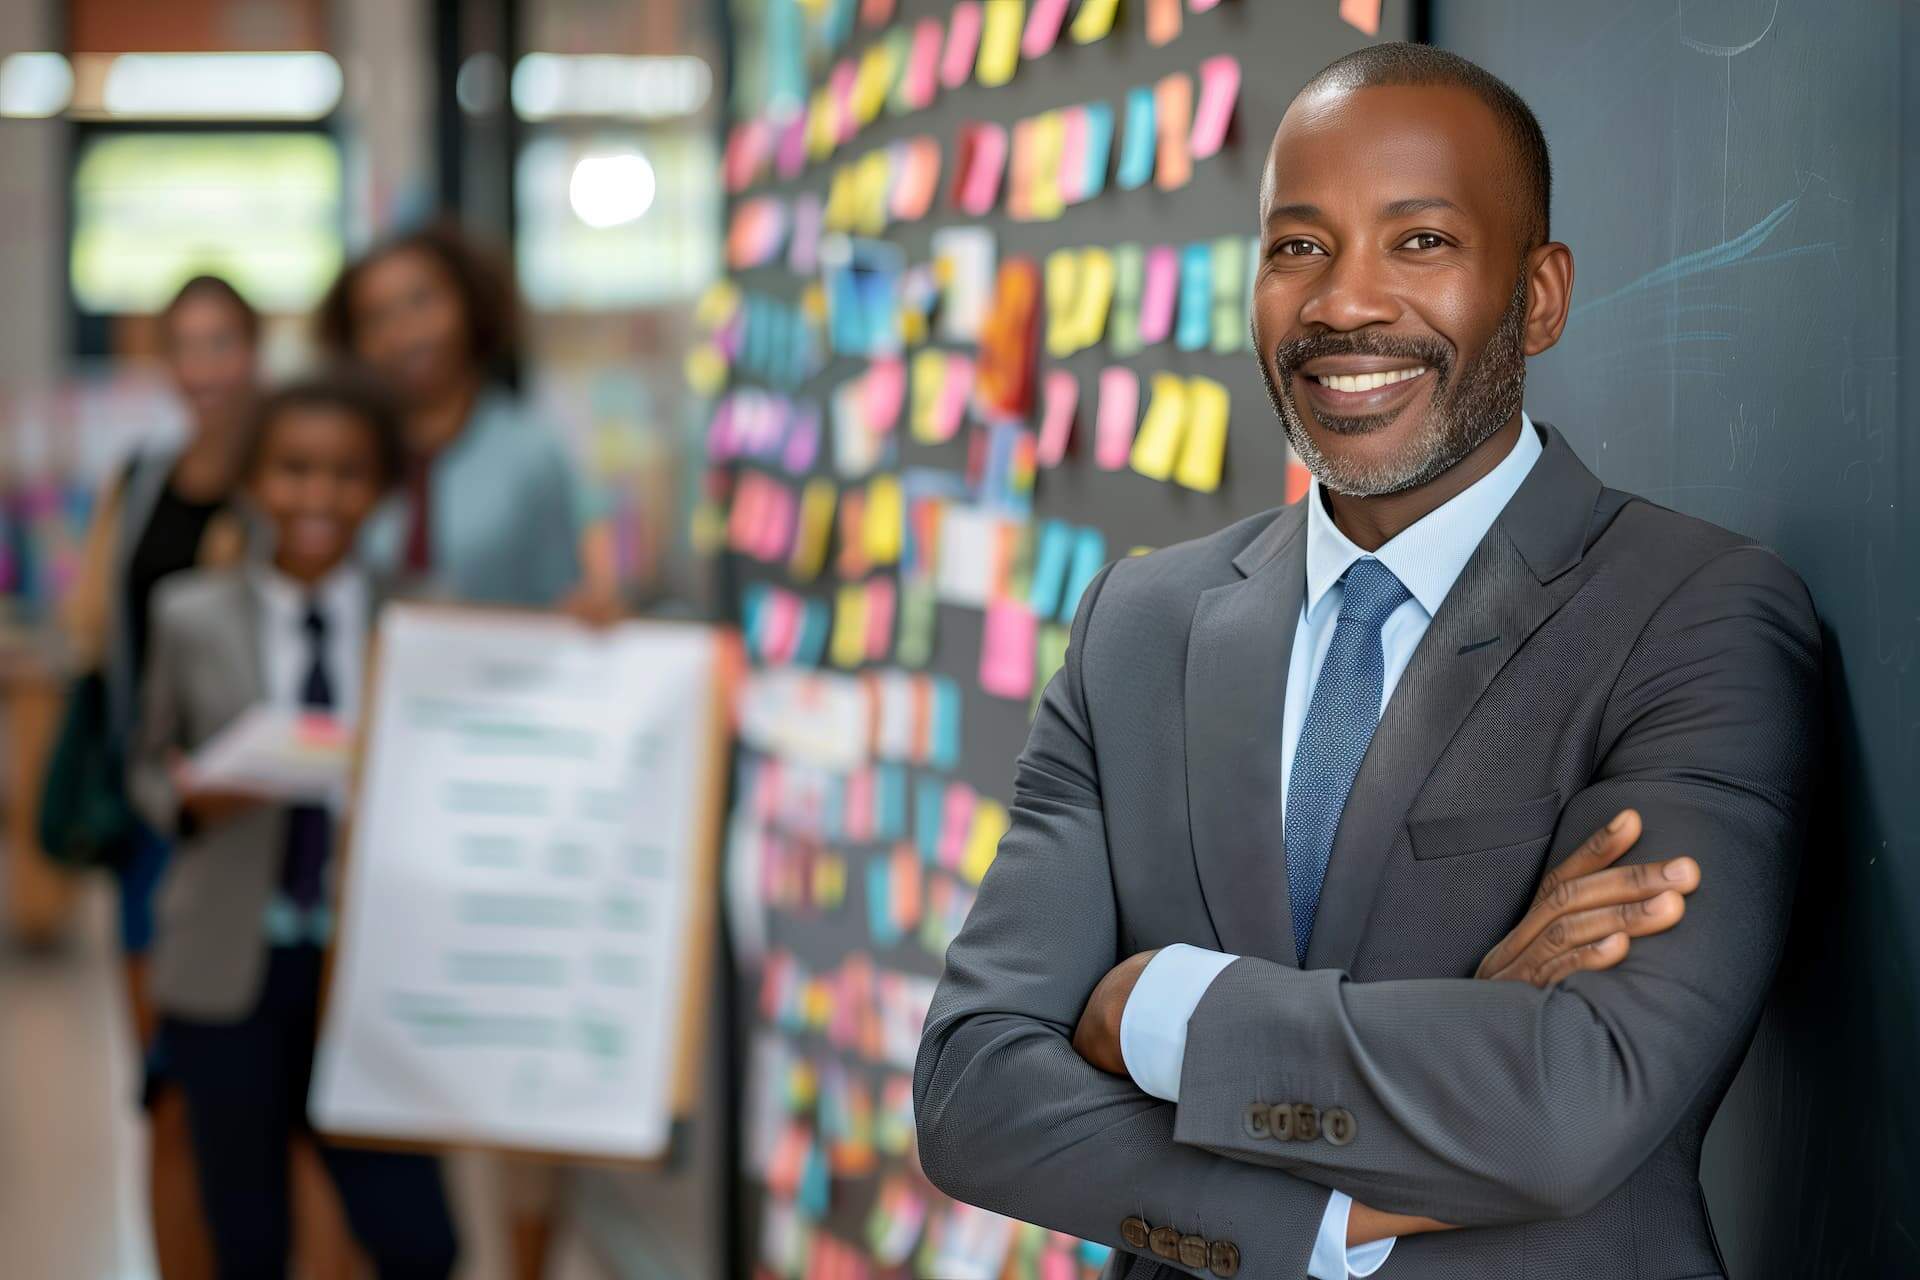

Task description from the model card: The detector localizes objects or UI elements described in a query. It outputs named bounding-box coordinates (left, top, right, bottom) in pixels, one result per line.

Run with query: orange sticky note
left=1154, top=72, right=1195, bottom=191
left=1146, top=0, right=1183, bottom=47
left=1340, top=0, right=1383, bottom=36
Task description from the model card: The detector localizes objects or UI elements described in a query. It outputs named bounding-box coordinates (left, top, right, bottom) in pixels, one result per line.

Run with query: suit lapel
left=1185, top=504, right=1307, bottom=966
left=1303, top=424, right=1604, bottom=970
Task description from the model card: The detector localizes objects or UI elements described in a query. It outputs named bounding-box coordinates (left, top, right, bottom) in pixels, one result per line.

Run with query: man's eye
left=1401, top=232, right=1447, bottom=251
left=1273, top=239, right=1325, bottom=258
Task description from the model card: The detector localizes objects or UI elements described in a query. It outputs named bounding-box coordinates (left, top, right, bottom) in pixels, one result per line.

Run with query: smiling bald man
left=916, top=43, right=1822, bottom=1280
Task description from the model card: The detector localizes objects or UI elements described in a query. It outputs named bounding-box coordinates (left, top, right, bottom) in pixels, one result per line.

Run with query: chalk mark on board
left=1677, top=0, right=1779, bottom=56
left=1569, top=198, right=1822, bottom=318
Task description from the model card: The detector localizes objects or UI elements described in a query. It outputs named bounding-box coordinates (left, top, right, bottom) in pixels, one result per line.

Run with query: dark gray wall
left=1434, top=2, right=1917, bottom=1275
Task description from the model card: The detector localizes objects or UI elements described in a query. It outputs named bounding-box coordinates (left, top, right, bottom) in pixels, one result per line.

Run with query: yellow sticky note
left=830, top=583, right=869, bottom=668
left=684, top=343, right=728, bottom=396
left=806, top=87, right=839, bottom=162
left=863, top=474, right=904, bottom=566
left=824, top=163, right=859, bottom=232
left=909, top=350, right=947, bottom=441
left=790, top=477, right=837, bottom=581
left=1064, top=247, right=1115, bottom=353
left=960, top=799, right=1010, bottom=884
left=1130, top=373, right=1189, bottom=481
left=1043, top=248, right=1081, bottom=360
left=1175, top=376, right=1229, bottom=493
left=853, top=41, right=895, bottom=126
left=1028, top=111, right=1066, bottom=221
left=976, top=0, right=1024, bottom=88
left=1069, top=0, right=1119, bottom=43
left=854, top=149, right=892, bottom=236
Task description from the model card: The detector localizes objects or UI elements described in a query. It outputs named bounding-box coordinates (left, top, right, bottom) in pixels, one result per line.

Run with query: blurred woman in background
left=318, top=222, right=615, bottom=1279
left=317, top=222, right=612, bottom=614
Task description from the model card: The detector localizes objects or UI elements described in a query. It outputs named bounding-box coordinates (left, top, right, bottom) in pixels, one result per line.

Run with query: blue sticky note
left=822, top=773, right=846, bottom=840
left=793, top=599, right=830, bottom=667
left=797, top=1140, right=831, bottom=1219
left=1060, top=527, right=1108, bottom=623
left=740, top=584, right=771, bottom=658
left=1081, top=101, right=1115, bottom=198
left=1028, top=520, right=1074, bottom=619
left=1116, top=86, right=1157, bottom=191
left=874, top=763, right=908, bottom=840
left=915, top=775, right=945, bottom=863
left=1176, top=240, right=1213, bottom=352
left=867, top=859, right=898, bottom=945
left=743, top=295, right=771, bottom=377
left=929, top=677, right=963, bottom=770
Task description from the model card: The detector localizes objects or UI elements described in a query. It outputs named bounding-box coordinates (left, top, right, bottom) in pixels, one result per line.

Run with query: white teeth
left=1314, top=366, right=1427, bottom=393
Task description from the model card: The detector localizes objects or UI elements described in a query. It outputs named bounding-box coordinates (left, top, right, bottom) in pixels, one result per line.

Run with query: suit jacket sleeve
left=126, top=586, right=187, bottom=839
left=915, top=562, right=1346, bottom=1277
left=1171, top=545, right=1823, bottom=1225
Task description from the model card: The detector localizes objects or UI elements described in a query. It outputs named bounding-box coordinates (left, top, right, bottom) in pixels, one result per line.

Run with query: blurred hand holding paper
left=187, top=704, right=352, bottom=804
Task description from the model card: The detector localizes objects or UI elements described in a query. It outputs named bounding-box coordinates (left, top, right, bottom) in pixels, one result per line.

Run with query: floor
left=0, top=881, right=609, bottom=1280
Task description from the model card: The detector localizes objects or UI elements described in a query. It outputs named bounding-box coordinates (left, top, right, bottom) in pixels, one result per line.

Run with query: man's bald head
left=1287, top=43, right=1552, bottom=249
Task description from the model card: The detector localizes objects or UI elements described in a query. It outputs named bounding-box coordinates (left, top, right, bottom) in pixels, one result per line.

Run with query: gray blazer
left=915, top=424, right=1822, bottom=1280
left=128, top=567, right=373, bottom=1021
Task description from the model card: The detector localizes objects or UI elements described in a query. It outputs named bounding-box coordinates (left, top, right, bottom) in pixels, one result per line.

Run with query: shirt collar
left=254, top=560, right=366, bottom=622
left=1305, top=411, right=1544, bottom=620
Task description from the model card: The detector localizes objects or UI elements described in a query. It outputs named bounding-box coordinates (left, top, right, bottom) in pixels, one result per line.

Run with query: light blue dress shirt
left=1119, top=414, right=1544, bottom=1278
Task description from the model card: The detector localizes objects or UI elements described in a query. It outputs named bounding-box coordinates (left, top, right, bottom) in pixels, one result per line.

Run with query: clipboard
left=311, top=602, right=739, bottom=1166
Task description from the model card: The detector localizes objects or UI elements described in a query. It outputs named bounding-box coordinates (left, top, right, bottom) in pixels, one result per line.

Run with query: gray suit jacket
left=915, top=424, right=1822, bottom=1279
left=129, top=567, right=371, bottom=1021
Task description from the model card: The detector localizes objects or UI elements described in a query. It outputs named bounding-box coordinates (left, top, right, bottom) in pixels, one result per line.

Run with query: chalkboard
left=1433, top=2, right=1917, bottom=1275
left=714, top=2, right=1417, bottom=1273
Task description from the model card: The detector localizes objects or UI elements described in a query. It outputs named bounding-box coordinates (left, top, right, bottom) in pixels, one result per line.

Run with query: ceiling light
left=568, top=152, right=657, bottom=228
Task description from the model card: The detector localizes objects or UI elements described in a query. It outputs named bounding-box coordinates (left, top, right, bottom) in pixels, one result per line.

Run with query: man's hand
left=1071, top=948, right=1158, bottom=1076
left=1476, top=809, right=1700, bottom=986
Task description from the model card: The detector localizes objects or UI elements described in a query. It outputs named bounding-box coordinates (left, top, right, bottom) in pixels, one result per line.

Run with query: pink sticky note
left=941, top=3, right=985, bottom=91
left=1036, top=369, right=1079, bottom=467
left=864, top=577, right=897, bottom=661
left=1190, top=0, right=1224, bottom=10
left=938, top=783, right=977, bottom=870
left=1094, top=367, right=1141, bottom=469
left=1021, top=0, right=1074, bottom=58
left=1138, top=246, right=1180, bottom=345
left=979, top=600, right=1038, bottom=700
left=902, top=18, right=943, bottom=109
left=865, top=358, right=907, bottom=435
left=1191, top=55, right=1240, bottom=159
left=764, top=590, right=801, bottom=663
left=956, top=122, right=1009, bottom=216
left=1340, top=0, right=1383, bottom=35
left=829, top=59, right=859, bottom=143
left=1058, top=107, right=1088, bottom=204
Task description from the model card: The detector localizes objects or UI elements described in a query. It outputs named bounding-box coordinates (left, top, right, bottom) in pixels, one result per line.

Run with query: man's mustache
left=1271, top=332, right=1454, bottom=385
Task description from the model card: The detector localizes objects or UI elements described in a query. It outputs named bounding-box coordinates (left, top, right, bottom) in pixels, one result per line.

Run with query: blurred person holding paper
left=128, top=371, right=459, bottom=1276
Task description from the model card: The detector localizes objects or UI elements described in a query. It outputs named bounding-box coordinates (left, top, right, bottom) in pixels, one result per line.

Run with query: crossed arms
left=914, top=547, right=1821, bottom=1275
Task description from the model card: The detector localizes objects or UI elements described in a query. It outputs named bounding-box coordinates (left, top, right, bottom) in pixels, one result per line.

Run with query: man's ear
left=1523, top=241, right=1574, bottom=356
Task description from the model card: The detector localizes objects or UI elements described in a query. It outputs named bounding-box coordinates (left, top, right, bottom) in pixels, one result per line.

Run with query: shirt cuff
left=1117, top=943, right=1237, bottom=1103
left=1308, top=1190, right=1396, bottom=1280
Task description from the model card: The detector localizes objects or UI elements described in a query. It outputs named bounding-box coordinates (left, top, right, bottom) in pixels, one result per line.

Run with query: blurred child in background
left=127, top=371, right=458, bottom=1276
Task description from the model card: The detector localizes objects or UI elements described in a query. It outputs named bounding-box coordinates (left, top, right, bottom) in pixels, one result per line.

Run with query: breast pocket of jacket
left=1407, top=789, right=1563, bottom=862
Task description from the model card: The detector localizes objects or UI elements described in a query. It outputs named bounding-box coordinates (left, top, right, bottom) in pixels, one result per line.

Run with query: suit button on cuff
left=1292, top=1102, right=1320, bottom=1142
left=1268, top=1102, right=1296, bottom=1140
left=1119, top=1217, right=1150, bottom=1250
left=1242, top=1102, right=1270, bottom=1139
left=1149, top=1226, right=1182, bottom=1260
left=1324, top=1106, right=1356, bottom=1145
left=1178, top=1235, right=1209, bottom=1268
left=1208, top=1241, right=1241, bottom=1277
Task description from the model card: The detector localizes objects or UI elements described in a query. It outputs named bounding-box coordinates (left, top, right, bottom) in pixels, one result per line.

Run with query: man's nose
left=1297, top=252, right=1399, bottom=333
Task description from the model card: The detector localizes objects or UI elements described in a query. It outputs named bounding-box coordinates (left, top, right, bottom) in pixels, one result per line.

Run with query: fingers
left=1479, top=815, right=1663, bottom=977
left=1533, top=810, right=1642, bottom=905
left=1492, top=889, right=1689, bottom=985
left=1533, top=931, right=1630, bottom=987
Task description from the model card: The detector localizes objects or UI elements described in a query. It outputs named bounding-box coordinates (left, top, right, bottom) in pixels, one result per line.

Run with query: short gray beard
left=1262, top=274, right=1531, bottom=498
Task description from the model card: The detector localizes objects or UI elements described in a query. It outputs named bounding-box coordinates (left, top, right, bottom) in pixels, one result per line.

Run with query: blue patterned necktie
left=1285, top=557, right=1411, bottom=964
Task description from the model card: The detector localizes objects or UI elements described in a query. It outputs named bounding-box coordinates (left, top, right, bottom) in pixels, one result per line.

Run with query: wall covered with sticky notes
left=709, top=2, right=1412, bottom=1276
